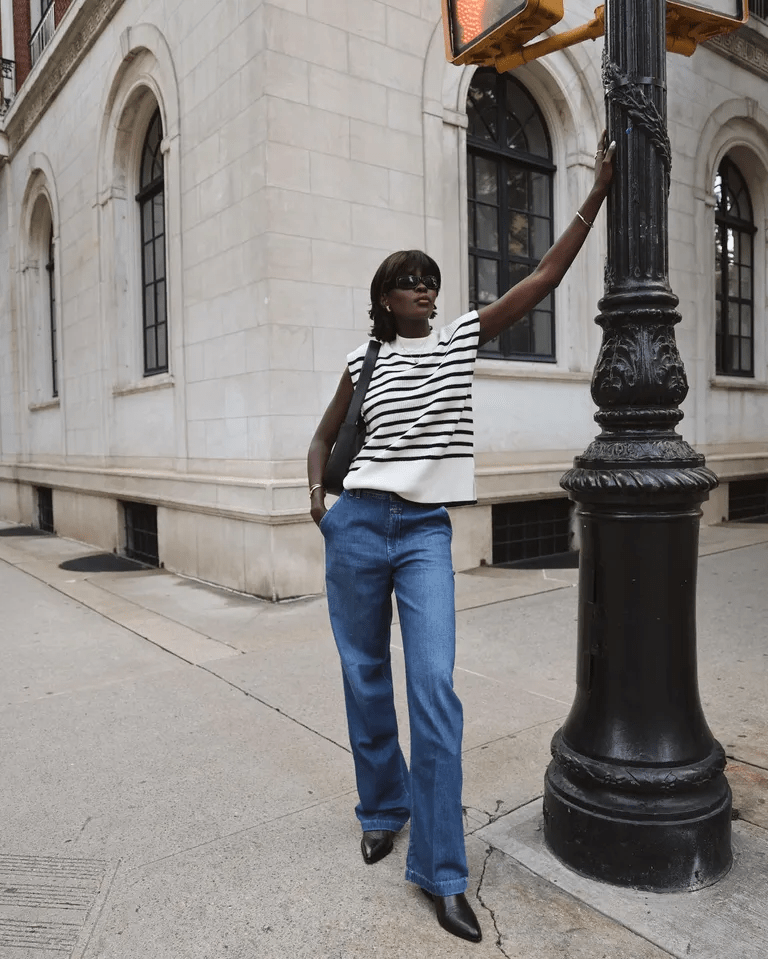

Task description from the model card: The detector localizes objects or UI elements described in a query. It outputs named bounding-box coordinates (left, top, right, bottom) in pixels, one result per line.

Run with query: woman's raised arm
left=478, top=133, right=616, bottom=347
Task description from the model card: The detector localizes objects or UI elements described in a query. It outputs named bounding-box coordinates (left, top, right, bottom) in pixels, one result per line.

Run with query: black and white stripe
left=344, top=312, right=480, bottom=506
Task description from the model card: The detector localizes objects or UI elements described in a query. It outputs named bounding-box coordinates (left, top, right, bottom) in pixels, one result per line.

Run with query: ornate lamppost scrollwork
left=602, top=58, right=672, bottom=190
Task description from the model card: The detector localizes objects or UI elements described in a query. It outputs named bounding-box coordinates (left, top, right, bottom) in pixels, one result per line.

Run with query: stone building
left=0, top=0, right=767, bottom=599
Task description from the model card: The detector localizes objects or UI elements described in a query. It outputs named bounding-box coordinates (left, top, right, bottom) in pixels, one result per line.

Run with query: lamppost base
left=543, top=763, right=733, bottom=891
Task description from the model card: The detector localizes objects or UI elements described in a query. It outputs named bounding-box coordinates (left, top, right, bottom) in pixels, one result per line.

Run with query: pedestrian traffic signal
left=442, top=1, right=748, bottom=69
left=666, top=1, right=748, bottom=55
left=442, top=0, right=564, bottom=65
left=669, top=0, right=744, bottom=18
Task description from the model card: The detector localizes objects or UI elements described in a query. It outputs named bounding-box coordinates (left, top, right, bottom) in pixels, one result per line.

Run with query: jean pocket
left=318, top=496, right=341, bottom=533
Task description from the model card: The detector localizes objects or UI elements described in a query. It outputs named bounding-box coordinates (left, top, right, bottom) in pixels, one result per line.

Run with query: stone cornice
left=4, top=0, right=125, bottom=155
left=705, top=24, right=768, bottom=82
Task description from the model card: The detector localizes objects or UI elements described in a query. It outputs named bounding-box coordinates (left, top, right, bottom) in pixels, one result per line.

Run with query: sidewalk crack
left=476, top=845, right=511, bottom=958
left=198, top=664, right=350, bottom=755
left=463, top=718, right=565, bottom=756
left=725, top=752, right=768, bottom=773
left=464, top=805, right=492, bottom=829
left=465, top=796, right=543, bottom=836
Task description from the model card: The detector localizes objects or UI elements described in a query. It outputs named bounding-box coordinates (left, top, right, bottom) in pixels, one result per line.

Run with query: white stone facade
left=0, top=0, right=767, bottom=598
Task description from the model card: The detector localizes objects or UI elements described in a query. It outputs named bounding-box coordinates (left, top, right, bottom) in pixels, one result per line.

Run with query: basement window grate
left=123, top=502, right=159, bottom=566
left=492, top=498, right=572, bottom=566
left=37, top=487, right=54, bottom=533
left=728, top=477, right=768, bottom=521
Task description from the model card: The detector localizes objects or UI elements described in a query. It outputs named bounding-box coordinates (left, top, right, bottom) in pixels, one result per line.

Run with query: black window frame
left=46, top=224, right=57, bottom=398
left=136, top=109, right=168, bottom=377
left=123, top=501, right=160, bottom=567
left=467, top=69, right=557, bottom=362
left=728, top=477, right=768, bottom=521
left=492, top=497, right=572, bottom=565
left=714, top=156, right=756, bottom=378
left=37, top=486, right=54, bottom=533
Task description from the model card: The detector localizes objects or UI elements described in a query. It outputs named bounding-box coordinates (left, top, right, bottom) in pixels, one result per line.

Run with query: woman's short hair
left=368, top=250, right=441, bottom=342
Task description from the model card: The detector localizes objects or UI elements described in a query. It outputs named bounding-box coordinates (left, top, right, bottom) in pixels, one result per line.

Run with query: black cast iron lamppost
left=441, top=0, right=748, bottom=892
left=543, top=0, right=735, bottom=891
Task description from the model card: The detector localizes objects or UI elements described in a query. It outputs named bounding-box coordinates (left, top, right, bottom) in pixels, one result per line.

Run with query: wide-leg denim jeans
left=321, top=488, right=468, bottom=896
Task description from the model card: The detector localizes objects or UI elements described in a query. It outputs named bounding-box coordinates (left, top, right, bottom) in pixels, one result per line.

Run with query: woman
left=307, top=134, right=615, bottom=943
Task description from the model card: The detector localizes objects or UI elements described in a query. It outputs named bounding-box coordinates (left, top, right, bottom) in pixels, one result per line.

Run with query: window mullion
left=716, top=222, right=724, bottom=375
left=496, top=74, right=510, bottom=355
left=47, top=229, right=57, bottom=398
left=745, top=229, right=754, bottom=375
left=726, top=224, right=735, bottom=375
left=499, top=154, right=511, bottom=354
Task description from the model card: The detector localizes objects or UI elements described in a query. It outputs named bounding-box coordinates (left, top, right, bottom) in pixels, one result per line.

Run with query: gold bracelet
left=309, top=484, right=323, bottom=497
left=577, top=211, right=593, bottom=230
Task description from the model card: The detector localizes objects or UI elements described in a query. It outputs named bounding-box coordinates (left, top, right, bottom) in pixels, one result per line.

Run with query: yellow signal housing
left=441, top=1, right=749, bottom=71
left=442, top=0, right=564, bottom=66
left=666, top=2, right=748, bottom=56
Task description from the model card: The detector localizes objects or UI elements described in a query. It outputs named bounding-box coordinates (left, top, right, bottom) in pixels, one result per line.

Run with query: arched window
left=46, top=225, right=57, bottom=397
left=24, top=189, right=58, bottom=404
left=136, top=109, right=168, bottom=376
left=467, top=69, right=555, bottom=360
left=714, top=157, right=755, bottom=377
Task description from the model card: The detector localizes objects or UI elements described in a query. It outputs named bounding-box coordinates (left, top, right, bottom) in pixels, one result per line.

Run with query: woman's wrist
left=580, top=185, right=608, bottom=225
left=588, top=179, right=610, bottom=203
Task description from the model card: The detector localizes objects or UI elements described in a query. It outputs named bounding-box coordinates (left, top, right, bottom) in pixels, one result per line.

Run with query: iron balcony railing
left=752, top=0, right=768, bottom=21
left=1, top=58, right=15, bottom=116
left=29, top=1, right=55, bottom=68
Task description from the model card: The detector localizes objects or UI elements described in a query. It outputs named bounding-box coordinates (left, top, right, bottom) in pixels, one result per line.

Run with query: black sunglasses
left=391, top=274, right=440, bottom=291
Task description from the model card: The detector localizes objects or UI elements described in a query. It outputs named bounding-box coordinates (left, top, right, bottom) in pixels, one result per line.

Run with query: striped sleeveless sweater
left=344, top=311, right=480, bottom=506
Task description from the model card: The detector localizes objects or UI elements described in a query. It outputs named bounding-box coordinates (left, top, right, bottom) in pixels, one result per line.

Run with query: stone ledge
left=2, top=451, right=766, bottom=527
left=112, top=375, right=175, bottom=397
left=475, top=362, right=592, bottom=383
left=710, top=376, right=768, bottom=391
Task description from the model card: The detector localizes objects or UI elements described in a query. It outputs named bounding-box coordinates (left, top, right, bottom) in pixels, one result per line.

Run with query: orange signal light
left=442, top=0, right=564, bottom=66
left=455, top=0, right=486, bottom=47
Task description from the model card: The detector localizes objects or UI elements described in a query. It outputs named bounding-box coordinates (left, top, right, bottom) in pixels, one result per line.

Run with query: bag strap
left=343, top=340, right=381, bottom=426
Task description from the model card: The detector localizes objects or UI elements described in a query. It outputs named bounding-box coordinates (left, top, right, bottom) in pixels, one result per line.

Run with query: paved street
left=0, top=520, right=767, bottom=958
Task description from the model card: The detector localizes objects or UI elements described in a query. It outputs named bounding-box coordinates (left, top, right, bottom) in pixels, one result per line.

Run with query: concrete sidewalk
left=0, top=520, right=766, bottom=958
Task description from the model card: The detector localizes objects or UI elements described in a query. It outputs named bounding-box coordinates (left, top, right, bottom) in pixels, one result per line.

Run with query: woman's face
left=381, top=271, right=439, bottom=322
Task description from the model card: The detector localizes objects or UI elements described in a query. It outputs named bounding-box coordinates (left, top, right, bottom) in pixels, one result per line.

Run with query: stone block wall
left=0, top=0, right=766, bottom=597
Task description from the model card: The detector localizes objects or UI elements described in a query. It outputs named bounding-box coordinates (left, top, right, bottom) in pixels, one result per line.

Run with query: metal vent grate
left=728, top=477, right=768, bottom=521
left=0, top=854, right=106, bottom=952
left=37, top=487, right=54, bottom=533
left=123, top=501, right=159, bottom=566
left=752, top=0, right=768, bottom=20
left=492, top=497, right=572, bottom=565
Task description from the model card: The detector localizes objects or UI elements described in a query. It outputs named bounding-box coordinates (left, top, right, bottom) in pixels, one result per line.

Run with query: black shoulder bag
left=323, top=340, right=381, bottom=496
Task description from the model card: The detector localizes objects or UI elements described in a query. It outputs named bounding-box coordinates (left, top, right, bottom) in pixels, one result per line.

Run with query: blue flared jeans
left=321, top=488, right=468, bottom=896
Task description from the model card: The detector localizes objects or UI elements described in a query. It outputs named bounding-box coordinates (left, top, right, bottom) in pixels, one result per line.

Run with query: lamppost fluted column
left=542, top=0, right=733, bottom=890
